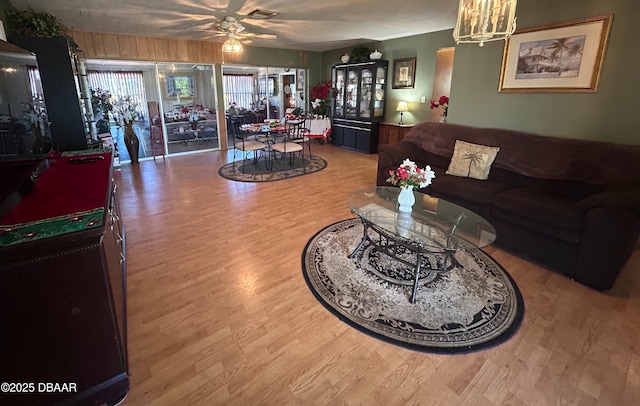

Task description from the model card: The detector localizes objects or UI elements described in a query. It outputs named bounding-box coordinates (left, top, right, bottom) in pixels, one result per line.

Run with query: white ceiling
left=10, top=0, right=459, bottom=52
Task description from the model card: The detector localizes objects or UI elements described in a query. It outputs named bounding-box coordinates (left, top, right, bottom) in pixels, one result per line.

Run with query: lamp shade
left=453, top=0, right=517, bottom=47
left=222, top=33, right=244, bottom=52
left=396, top=101, right=409, bottom=112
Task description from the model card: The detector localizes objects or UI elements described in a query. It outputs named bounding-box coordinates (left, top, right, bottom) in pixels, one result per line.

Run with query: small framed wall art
left=297, top=69, right=305, bottom=91
left=392, top=57, right=416, bottom=89
left=499, top=15, right=613, bottom=93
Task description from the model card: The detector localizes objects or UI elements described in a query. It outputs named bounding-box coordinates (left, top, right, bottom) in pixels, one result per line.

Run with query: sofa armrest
left=377, top=141, right=424, bottom=185
left=576, top=182, right=640, bottom=215
left=378, top=141, right=423, bottom=163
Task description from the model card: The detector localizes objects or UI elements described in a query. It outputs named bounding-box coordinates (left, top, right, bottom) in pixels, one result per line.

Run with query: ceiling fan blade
left=241, top=32, right=277, bottom=40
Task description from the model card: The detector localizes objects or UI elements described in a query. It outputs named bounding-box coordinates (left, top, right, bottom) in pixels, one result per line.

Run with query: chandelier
left=453, top=0, right=518, bottom=47
left=222, top=32, right=243, bottom=53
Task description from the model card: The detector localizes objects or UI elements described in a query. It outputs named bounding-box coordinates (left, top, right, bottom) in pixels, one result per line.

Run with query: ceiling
left=10, top=0, right=459, bottom=52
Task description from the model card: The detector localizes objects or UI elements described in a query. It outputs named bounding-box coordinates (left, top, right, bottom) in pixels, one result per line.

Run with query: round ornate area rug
left=218, top=155, right=327, bottom=182
left=302, top=218, right=524, bottom=353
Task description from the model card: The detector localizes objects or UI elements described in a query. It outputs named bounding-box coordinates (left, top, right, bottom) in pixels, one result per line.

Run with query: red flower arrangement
left=310, top=80, right=332, bottom=116
left=430, top=95, right=449, bottom=116
left=310, top=80, right=331, bottom=100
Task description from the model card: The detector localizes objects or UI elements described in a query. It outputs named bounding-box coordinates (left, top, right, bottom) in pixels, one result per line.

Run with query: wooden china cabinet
left=331, top=60, right=388, bottom=153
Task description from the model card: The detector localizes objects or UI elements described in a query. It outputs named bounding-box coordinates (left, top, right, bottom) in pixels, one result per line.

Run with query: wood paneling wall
left=70, top=30, right=223, bottom=63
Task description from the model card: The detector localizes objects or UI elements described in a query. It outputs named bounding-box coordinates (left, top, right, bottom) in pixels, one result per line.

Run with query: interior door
left=282, top=74, right=294, bottom=114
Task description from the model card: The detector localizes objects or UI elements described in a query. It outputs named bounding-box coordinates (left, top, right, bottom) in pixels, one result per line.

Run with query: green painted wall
left=323, top=0, right=640, bottom=145
left=449, top=0, right=640, bottom=145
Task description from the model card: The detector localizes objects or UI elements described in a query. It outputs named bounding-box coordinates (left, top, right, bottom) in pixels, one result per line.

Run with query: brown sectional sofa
left=377, top=122, right=640, bottom=290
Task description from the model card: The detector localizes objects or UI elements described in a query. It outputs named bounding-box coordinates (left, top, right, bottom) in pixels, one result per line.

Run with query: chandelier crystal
left=453, top=0, right=518, bottom=47
left=222, top=33, right=244, bottom=53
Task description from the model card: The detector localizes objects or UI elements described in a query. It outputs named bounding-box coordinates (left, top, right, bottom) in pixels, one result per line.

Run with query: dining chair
left=270, top=125, right=305, bottom=175
left=230, top=117, right=266, bottom=173
left=288, top=119, right=312, bottom=158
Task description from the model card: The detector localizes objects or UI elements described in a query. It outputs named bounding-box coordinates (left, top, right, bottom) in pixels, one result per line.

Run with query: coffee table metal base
left=349, top=215, right=460, bottom=304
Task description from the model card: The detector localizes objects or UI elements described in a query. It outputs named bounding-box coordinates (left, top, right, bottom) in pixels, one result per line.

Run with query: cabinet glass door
left=333, top=68, right=345, bottom=118
left=373, top=66, right=387, bottom=119
left=345, top=67, right=359, bottom=118
left=359, top=68, right=373, bottom=119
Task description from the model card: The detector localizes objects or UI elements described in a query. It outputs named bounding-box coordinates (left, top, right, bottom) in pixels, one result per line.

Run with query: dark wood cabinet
left=331, top=119, right=379, bottom=153
left=0, top=153, right=129, bottom=405
left=331, top=60, right=388, bottom=153
left=12, top=36, right=92, bottom=152
left=378, top=122, right=415, bottom=146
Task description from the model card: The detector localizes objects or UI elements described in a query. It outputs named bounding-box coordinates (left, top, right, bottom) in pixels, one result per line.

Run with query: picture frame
left=296, top=69, right=305, bottom=91
left=392, top=57, right=416, bottom=89
left=164, top=74, right=196, bottom=98
left=499, top=15, right=613, bottom=93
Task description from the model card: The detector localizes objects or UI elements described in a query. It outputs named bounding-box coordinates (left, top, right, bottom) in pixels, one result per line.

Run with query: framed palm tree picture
left=499, top=15, right=612, bottom=93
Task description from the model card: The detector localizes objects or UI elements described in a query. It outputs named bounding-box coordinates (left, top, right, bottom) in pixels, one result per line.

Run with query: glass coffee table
left=347, top=186, right=496, bottom=303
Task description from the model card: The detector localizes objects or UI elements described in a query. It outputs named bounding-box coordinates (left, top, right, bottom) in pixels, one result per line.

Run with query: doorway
left=430, top=47, right=455, bottom=122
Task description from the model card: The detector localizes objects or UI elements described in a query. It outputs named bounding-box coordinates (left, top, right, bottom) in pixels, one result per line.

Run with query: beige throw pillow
left=446, top=140, right=500, bottom=180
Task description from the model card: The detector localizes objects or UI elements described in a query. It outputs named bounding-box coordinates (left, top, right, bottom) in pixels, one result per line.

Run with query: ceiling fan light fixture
left=222, top=33, right=244, bottom=52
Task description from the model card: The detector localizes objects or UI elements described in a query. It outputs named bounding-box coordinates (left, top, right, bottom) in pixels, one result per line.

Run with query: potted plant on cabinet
left=5, top=7, right=70, bottom=39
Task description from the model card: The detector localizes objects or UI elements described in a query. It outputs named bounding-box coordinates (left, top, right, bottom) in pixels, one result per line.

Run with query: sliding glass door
left=83, top=59, right=307, bottom=160
left=156, top=62, right=220, bottom=155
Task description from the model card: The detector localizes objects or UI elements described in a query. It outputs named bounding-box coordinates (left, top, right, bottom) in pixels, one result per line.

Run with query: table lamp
left=396, top=101, right=408, bottom=125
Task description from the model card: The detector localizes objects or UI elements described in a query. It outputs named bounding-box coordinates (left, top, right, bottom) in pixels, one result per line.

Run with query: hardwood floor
left=116, top=143, right=640, bottom=405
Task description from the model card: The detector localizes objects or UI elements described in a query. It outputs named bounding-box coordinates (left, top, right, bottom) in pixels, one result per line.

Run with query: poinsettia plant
left=386, top=159, right=436, bottom=189
left=430, top=95, right=449, bottom=116
left=310, top=80, right=332, bottom=116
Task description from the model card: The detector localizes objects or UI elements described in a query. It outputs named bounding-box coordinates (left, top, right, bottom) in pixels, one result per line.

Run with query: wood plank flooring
left=115, top=143, right=640, bottom=405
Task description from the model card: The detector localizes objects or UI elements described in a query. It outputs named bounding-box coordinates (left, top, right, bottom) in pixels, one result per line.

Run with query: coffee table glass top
left=348, top=187, right=496, bottom=250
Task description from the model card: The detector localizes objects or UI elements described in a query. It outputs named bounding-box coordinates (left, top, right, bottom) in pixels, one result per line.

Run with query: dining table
left=240, top=122, right=287, bottom=134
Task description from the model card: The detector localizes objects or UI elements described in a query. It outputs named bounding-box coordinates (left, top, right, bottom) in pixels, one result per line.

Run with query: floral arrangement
left=386, top=159, right=436, bottom=189
left=113, top=96, right=141, bottom=126
left=310, top=80, right=332, bottom=116
left=91, top=88, right=113, bottom=134
left=165, top=104, right=211, bottom=122
left=21, top=100, right=47, bottom=135
left=430, top=95, right=449, bottom=116
left=91, top=88, right=113, bottom=114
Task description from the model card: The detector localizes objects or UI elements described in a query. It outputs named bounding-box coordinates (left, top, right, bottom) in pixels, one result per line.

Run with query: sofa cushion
left=429, top=173, right=512, bottom=206
left=446, top=140, right=500, bottom=180
left=491, top=187, right=583, bottom=243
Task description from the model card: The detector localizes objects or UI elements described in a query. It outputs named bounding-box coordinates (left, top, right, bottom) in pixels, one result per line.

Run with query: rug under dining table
left=218, top=155, right=327, bottom=182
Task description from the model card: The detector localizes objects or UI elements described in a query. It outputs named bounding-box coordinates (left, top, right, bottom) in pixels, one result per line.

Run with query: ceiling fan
left=189, top=14, right=278, bottom=47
